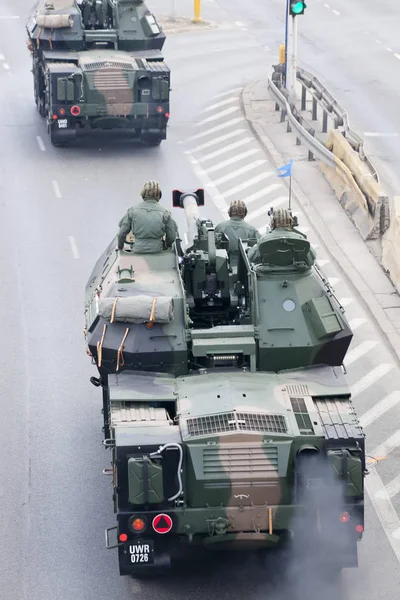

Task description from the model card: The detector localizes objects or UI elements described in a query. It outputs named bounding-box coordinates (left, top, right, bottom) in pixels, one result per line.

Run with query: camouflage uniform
left=247, top=208, right=316, bottom=263
left=117, top=181, right=178, bottom=253
left=214, top=200, right=260, bottom=258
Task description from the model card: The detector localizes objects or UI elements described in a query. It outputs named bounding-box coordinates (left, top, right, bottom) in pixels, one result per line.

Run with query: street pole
left=193, top=0, right=202, bottom=22
left=287, top=15, right=297, bottom=100
left=284, top=0, right=289, bottom=87
left=169, top=0, right=176, bottom=21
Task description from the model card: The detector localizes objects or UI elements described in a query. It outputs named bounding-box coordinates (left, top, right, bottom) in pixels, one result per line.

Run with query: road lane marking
left=349, top=318, right=367, bottom=331
left=376, top=40, right=382, bottom=44
left=68, top=236, right=80, bottom=259
left=0, top=53, right=4, bottom=60
left=36, top=136, right=45, bottom=151
left=387, top=48, right=393, bottom=53
left=364, top=132, right=398, bottom=137
left=339, top=297, right=353, bottom=307
left=214, top=87, right=242, bottom=98
left=359, top=391, right=400, bottom=428
left=199, top=138, right=252, bottom=161
left=351, top=364, right=394, bottom=398
left=186, top=151, right=227, bottom=215
left=210, top=160, right=268, bottom=186
left=2, top=62, right=9, bottom=70
left=206, top=149, right=260, bottom=173
left=183, top=233, right=188, bottom=246
left=365, top=466, right=400, bottom=563
left=246, top=184, right=282, bottom=204
left=224, top=172, right=274, bottom=199
left=394, top=53, right=400, bottom=60
left=328, top=277, right=341, bottom=286
left=188, top=117, right=245, bottom=140
left=381, top=473, right=400, bottom=500
left=332, top=9, right=340, bottom=15
left=317, top=259, right=330, bottom=267
left=201, top=97, right=237, bottom=112
left=0, top=16, right=20, bottom=19
left=189, top=129, right=245, bottom=152
left=344, top=340, right=379, bottom=367
left=195, top=106, right=240, bottom=126
left=52, top=180, right=62, bottom=198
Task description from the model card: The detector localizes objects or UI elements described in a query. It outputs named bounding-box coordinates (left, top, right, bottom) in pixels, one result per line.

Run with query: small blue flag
left=276, top=158, right=293, bottom=178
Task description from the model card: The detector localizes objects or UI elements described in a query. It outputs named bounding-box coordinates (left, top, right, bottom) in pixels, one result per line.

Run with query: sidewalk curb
left=240, top=80, right=400, bottom=365
left=158, top=16, right=217, bottom=34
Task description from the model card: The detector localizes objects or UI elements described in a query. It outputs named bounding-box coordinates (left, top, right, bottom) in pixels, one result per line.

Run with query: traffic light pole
left=288, top=14, right=298, bottom=100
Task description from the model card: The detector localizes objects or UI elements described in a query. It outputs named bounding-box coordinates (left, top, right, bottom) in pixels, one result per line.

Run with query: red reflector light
left=340, top=512, right=350, bottom=523
left=71, top=105, right=81, bottom=116
left=165, top=112, right=170, bottom=118
left=131, top=518, right=146, bottom=532
left=157, top=106, right=163, bottom=113
left=356, top=524, right=364, bottom=533
left=119, top=533, right=128, bottom=542
left=52, top=114, right=58, bottom=120
left=59, top=108, right=65, bottom=115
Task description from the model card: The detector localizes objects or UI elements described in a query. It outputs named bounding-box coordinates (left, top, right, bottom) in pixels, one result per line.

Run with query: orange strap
left=96, top=324, right=107, bottom=367
left=116, top=328, right=130, bottom=372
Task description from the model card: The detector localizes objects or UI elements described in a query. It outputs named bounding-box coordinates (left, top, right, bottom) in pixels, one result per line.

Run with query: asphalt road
left=1, top=0, right=400, bottom=599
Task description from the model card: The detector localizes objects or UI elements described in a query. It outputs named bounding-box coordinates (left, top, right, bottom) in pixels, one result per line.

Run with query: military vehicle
left=84, top=189, right=366, bottom=578
left=26, top=0, right=170, bottom=147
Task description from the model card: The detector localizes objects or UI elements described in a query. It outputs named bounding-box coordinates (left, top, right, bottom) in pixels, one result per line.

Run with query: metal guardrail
left=268, top=64, right=379, bottom=182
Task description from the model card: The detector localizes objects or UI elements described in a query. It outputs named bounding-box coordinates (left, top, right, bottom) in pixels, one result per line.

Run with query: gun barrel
left=181, top=193, right=201, bottom=248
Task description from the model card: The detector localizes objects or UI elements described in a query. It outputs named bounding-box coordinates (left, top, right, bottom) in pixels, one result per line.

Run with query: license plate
left=126, top=540, right=154, bottom=565
left=57, top=119, right=68, bottom=129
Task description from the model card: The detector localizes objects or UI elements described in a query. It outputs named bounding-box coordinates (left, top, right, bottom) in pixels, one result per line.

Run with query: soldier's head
left=228, top=200, right=247, bottom=219
left=141, top=180, right=162, bottom=201
left=270, top=208, right=294, bottom=230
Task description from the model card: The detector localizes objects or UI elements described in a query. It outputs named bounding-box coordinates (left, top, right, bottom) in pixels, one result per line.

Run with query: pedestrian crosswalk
left=182, top=83, right=400, bottom=527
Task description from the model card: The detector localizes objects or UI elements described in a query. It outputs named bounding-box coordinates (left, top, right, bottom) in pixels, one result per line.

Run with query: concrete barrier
left=319, top=129, right=390, bottom=240
left=382, top=196, right=400, bottom=294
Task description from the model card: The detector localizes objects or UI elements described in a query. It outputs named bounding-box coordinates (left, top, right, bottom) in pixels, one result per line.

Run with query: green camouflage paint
left=84, top=192, right=366, bottom=577
left=26, top=0, right=170, bottom=146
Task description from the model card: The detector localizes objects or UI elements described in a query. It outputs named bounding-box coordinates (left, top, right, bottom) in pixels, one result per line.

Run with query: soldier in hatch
left=247, top=207, right=316, bottom=263
left=117, top=181, right=179, bottom=253
left=214, top=200, right=260, bottom=260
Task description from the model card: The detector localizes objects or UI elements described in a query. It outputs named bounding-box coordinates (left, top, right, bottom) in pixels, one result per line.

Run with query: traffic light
left=289, top=1, right=307, bottom=15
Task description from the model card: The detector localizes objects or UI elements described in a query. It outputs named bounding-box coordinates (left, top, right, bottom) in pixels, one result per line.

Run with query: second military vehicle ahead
left=84, top=190, right=366, bottom=579
left=26, top=0, right=170, bottom=146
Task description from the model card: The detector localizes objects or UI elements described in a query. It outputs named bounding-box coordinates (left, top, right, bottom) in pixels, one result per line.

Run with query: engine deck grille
left=186, top=411, right=287, bottom=438
left=92, top=71, right=131, bottom=91
left=203, top=445, right=279, bottom=476
left=83, top=61, right=135, bottom=70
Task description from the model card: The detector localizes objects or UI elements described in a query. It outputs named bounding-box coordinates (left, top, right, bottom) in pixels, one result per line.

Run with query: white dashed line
left=223, top=172, right=275, bottom=199
left=364, top=132, right=399, bottom=137
left=332, top=9, right=340, bottom=15
left=199, top=138, right=252, bottom=162
left=195, top=106, right=240, bottom=126
left=359, top=391, right=400, bottom=429
left=344, top=340, right=379, bottom=367
left=349, top=318, right=367, bottom=331
left=36, top=136, right=46, bottom=151
left=0, top=16, right=19, bottom=19
left=68, top=236, right=80, bottom=259
left=201, top=97, right=237, bottom=112
left=394, top=53, right=400, bottom=60
left=189, top=129, right=246, bottom=153
left=210, top=160, right=268, bottom=186
left=387, top=48, right=392, bottom=53
left=2, top=63, right=9, bottom=70
left=376, top=40, right=382, bottom=44
left=214, top=87, right=243, bottom=98
left=0, top=53, right=4, bottom=61
left=324, top=3, right=330, bottom=7
left=351, top=364, right=394, bottom=398
left=188, top=117, right=245, bottom=141
left=206, top=148, right=260, bottom=174
left=52, top=180, right=62, bottom=199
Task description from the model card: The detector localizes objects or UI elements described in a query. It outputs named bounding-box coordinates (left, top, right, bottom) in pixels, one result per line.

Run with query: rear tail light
left=356, top=524, right=364, bottom=533
left=339, top=512, right=350, bottom=523
left=157, top=106, right=163, bottom=113
left=52, top=114, right=58, bottom=120
left=165, top=112, right=170, bottom=118
left=119, top=533, right=128, bottom=542
left=129, top=516, right=147, bottom=533
left=59, top=108, right=65, bottom=116
left=71, top=105, right=81, bottom=116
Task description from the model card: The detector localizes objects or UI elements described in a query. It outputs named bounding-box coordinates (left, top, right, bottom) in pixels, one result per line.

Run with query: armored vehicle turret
left=26, top=0, right=170, bottom=146
left=84, top=190, right=366, bottom=578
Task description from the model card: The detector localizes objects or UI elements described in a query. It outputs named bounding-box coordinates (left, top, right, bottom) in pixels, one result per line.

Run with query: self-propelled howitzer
left=26, top=0, right=170, bottom=146
left=84, top=189, right=366, bottom=578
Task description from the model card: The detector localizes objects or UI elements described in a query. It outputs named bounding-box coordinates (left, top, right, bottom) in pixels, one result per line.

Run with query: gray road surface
left=0, top=0, right=399, bottom=599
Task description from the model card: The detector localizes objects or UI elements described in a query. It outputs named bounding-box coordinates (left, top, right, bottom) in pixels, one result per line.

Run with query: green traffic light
left=291, top=1, right=306, bottom=14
